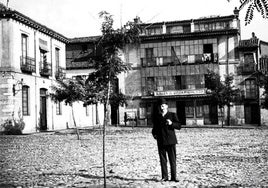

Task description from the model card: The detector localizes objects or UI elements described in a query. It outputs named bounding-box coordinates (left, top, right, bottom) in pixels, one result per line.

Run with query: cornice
left=140, top=29, right=240, bottom=42
left=139, top=15, right=236, bottom=28
left=0, top=9, right=69, bottom=43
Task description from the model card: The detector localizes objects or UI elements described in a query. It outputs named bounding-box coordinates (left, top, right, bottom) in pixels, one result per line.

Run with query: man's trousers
left=157, top=144, right=177, bottom=180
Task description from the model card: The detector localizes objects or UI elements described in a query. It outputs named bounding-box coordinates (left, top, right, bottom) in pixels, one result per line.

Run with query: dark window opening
left=203, top=44, right=213, bottom=53
left=175, top=76, right=182, bottom=90
left=183, top=24, right=191, bottom=33
left=82, top=44, right=87, bottom=52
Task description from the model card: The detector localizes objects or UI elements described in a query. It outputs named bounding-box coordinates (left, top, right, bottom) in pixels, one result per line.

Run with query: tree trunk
left=96, top=102, right=100, bottom=128
left=71, top=105, right=80, bottom=140
left=103, top=79, right=111, bottom=188
left=103, top=104, right=107, bottom=188
left=220, top=107, right=224, bottom=128
left=227, top=104, right=231, bottom=126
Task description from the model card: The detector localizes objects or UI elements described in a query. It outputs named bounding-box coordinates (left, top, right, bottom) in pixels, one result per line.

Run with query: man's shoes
left=170, top=178, right=179, bottom=182
left=160, top=178, right=168, bottom=182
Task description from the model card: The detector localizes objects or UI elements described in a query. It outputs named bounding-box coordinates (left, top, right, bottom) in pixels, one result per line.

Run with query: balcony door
left=21, top=34, right=28, bottom=65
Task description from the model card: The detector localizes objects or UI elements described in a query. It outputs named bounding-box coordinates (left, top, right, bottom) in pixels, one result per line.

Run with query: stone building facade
left=0, top=4, right=72, bottom=133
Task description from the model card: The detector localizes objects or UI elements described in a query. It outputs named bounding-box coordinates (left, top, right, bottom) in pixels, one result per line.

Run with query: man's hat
left=159, top=98, right=168, bottom=105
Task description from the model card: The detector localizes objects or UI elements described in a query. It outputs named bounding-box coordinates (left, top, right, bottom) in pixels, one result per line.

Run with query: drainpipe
left=50, top=37, right=54, bottom=130
left=34, top=31, right=38, bottom=131
left=226, top=36, right=229, bottom=75
left=226, top=36, right=231, bottom=126
left=256, top=41, right=261, bottom=126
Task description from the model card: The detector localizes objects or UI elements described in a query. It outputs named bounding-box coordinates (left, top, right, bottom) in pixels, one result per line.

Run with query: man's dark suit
left=152, top=111, right=181, bottom=180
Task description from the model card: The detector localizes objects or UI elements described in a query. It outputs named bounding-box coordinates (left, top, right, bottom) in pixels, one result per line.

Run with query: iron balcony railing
left=39, top=61, right=52, bottom=76
left=141, top=53, right=218, bottom=67
left=20, top=56, right=36, bottom=73
left=239, top=38, right=259, bottom=48
left=55, top=66, right=66, bottom=80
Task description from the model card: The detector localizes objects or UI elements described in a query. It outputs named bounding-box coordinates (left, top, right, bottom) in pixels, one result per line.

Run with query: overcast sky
left=1, top=0, right=268, bottom=41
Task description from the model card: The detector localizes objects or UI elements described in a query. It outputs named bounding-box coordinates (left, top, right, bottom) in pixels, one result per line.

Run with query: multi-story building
left=121, top=8, right=242, bottom=126
left=237, top=33, right=268, bottom=125
left=65, top=36, right=105, bottom=127
left=0, top=3, right=71, bottom=132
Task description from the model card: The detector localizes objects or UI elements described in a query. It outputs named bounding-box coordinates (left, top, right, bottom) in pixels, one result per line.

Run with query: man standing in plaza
left=152, top=98, right=181, bottom=182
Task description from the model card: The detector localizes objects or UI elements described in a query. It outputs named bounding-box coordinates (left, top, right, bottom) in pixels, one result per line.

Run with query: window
left=196, top=101, right=203, bottom=118
left=145, top=48, right=153, bottom=58
left=245, top=79, right=256, bottom=98
left=175, top=76, right=182, bottom=90
left=182, top=75, right=204, bottom=89
left=203, top=44, right=213, bottom=53
left=244, top=53, right=254, bottom=64
left=185, top=101, right=194, bottom=118
left=183, top=25, right=191, bottom=33
left=203, top=44, right=213, bottom=62
left=55, top=48, right=60, bottom=69
left=147, top=27, right=162, bottom=35
left=147, top=77, right=155, bottom=94
left=144, top=48, right=155, bottom=66
left=85, top=105, right=89, bottom=116
left=22, top=86, right=30, bottom=115
left=169, top=26, right=183, bottom=33
left=56, top=101, right=62, bottom=115
left=21, top=34, right=28, bottom=64
left=40, top=50, right=47, bottom=64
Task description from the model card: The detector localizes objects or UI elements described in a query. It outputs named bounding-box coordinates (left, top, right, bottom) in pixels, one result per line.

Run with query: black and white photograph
left=0, top=0, right=268, bottom=187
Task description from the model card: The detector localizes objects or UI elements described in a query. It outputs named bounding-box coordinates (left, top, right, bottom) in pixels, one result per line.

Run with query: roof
left=0, top=3, right=68, bottom=43
left=139, top=15, right=236, bottom=28
left=69, top=36, right=101, bottom=43
left=66, top=60, right=95, bottom=70
left=140, top=29, right=239, bottom=42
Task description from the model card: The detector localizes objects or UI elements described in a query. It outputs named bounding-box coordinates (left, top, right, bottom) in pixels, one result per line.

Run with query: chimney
left=134, top=16, right=141, bottom=24
left=233, top=7, right=239, bottom=18
left=191, top=19, right=194, bottom=32
left=162, top=23, right=166, bottom=34
left=252, top=32, right=256, bottom=38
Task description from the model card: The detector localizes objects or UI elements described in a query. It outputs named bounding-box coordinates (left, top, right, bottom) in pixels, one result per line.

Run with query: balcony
left=20, top=56, right=36, bottom=73
left=39, top=62, right=52, bottom=76
left=237, top=63, right=256, bottom=75
left=55, top=67, right=66, bottom=80
left=238, top=38, right=258, bottom=50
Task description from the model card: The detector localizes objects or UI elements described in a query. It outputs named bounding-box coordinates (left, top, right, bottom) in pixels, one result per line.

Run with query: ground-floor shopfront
left=139, top=95, right=219, bottom=127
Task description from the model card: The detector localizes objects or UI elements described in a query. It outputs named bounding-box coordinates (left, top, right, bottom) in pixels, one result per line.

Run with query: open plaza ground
left=0, top=127, right=267, bottom=188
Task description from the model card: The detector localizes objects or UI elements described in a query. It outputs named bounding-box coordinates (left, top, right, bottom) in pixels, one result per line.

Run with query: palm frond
left=255, top=0, right=261, bottom=12
left=256, top=0, right=268, bottom=18
left=245, top=3, right=255, bottom=25
left=239, top=0, right=254, bottom=10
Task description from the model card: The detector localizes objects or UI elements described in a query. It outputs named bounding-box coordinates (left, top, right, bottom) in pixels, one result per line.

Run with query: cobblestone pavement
left=0, top=127, right=267, bottom=188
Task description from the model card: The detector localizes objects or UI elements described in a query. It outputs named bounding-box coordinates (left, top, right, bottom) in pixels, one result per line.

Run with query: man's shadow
left=79, top=173, right=159, bottom=182
left=40, top=172, right=159, bottom=182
